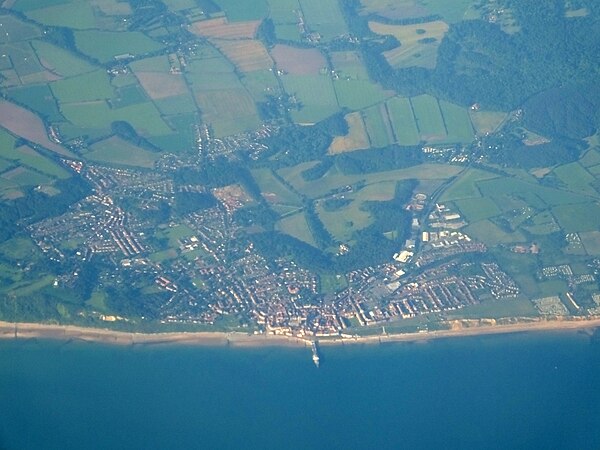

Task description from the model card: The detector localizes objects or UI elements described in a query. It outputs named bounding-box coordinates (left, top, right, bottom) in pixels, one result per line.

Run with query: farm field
left=6, top=84, right=64, bottom=123
left=454, top=197, right=501, bottom=222
left=328, top=112, right=370, bottom=154
left=50, top=70, right=114, bottom=103
left=362, top=104, right=392, bottom=148
left=279, top=163, right=462, bottom=199
left=282, top=75, right=339, bottom=124
left=439, top=168, right=498, bottom=201
left=189, top=17, right=260, bottom=39
left=60, top=101, right=172, bottom=136
left=195, top=89, right=260, bottom=137
left=241, top=70, right=280, bottom=101
left=87, top=136, right=160, bottom=169
left=386, top=96, right=420, bottom=145
left=0, top=100, right=73, bottom=156
left=369, top=20, right=449, bottom=69
left=439, top=100, right=474, bottom=143
left=465, top=219, right=526, bottom=246
left=334, top=79, right=391, bottom=110
left=212, top=0, right=268, bottom=21
left=552, top=203, right=600, bottom=233
left=252, top=168, right=303, bottom=206
left=552, top=162, right=597, bottom=197
left=31, top=40, right=97, bottom=77
left=213, top=40, right=273, bottom=72
left=469, top=110, right=507, bottom=135
left=0, top=144, right=69, bottom=179
left=410, top=94, right=446, bottom=140
left=74, top=30, right=164, bottom=63
left=271, top=45, right=326, bottom=75
left=360, top=0, right=430, bottom=19
left=276, top=211, right=317, bottom=247
left=298, top=0, right=348, bottom=40
left=22, top=2, right=97, bottom=29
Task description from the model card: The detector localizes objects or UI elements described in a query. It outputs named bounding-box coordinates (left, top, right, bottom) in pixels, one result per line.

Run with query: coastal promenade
left=1, top=317, right=600, bottom=348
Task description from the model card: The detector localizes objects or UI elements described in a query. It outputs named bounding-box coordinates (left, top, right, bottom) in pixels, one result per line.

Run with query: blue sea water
left=1, top=331, right=600, bottom=450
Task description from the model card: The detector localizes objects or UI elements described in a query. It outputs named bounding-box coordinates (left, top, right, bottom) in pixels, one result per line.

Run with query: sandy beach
left=1, top=317, right=600, bottom=348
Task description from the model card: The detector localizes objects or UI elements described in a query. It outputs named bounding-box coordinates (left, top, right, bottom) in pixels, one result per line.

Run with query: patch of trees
left=522, top=83, right=600, bottom=140
left=233, top=204, right=278, bottom=230
left=251, top=231, right=332, bottom=270
left=174, top=191, right=217, bottom=215
left=262, top=113, right=347, bottom=166
left=334, top=144, right=422, bottom=174
left=483, top=134, right=584, bottom=169
left=322, top=197, right=352, bottom=212
left=257, top=18, right=276, bottom=47
left=304, top=200, right=335, bottom=249
left=301, top=157, right=333, bottom=181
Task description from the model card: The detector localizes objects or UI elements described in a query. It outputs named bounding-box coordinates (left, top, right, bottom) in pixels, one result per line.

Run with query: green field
left=362, top=104, right=392, bottom=148
left=0, top=145, right=70, bottom=179
left=1, top=167, right=53, bottom=187
left=464, top=219, right=526, bottom=246
left=252, top=168, right=303, bottom=206
left=469, top=110, right=507, bottom=135
left=24, top=2, right=97, bottom=29
left=410, top=94, right=446, bottom=140
left=213, top=0, right=269, bottom=20
left=0, top=13, right=41, bottom=43
left=552, top=203, right=600, bottom=233
left=276, top=211, right=317, bottom=246
left=280, top=163, right=462, bottom=199
left=334, top=79, right=390, bottom=110
left=51, top=70, right=114, bottom=103
left=439, top=168, right=498, bottom=201
left=439, top=100, right=474, bottom=143
left=242, top=70, right=280, bottom=101
left=31, top=40, right=97, bottom=77
left=60, top=101, right=171, bottom=136
left=6, top=84, right=64, bottom=122
left=298, top=0, right=348, bottom=40
left=386, top=97, right=420, bottom=145
left=552, top=162, right=597, bottom=197
left=282, top=75, right=339, bottom=124
left=319, top=273, right=348, bottom=294
left=74, top=30, right=164, bottom=63
left=454, top=197, right=501, bottom=223
left=87, top=137, right=160, bottom=168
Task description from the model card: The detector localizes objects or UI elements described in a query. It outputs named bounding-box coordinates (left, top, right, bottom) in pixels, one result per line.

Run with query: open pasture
left=275, top=211, right=317, bottom=247
left=465, top=219, right=526, bottom=246
left=386, top=96, right=420, bottom=146
left=298, top=0, right=348, bottom=40
left=0, top=41, right=49, bottom=80
left=241, top=69, right=280, bottom=101
left=87, top=136, right=159, bottom=169
left=0, top=144, right=70, bottom=179
left=552, top=162, right=597, bottom=197
left=552, top=203, right=600, bottom=233
left=328, top=112, right=370, bottom=154
left=252, top=168, right=302, bottom=206
left=0, top=100, right=73, bottom=156
left=0, top=14, right=41, bottom=43
left=362, top=104, right=392, bottom=148
left=417, top=0, right=475, bottom=23
left=268, top=0, right=300, bottom=24
left=50, top=70, right=113, bottom=103
left=271, top=45, right=326, bottom=75
left=60, top=100, right=171, bottom=137
left=134, top=72, right=188, bottom=100
left=439, top=100, right=474, bottom=143
left=454, top=197, right=501, bottom=223
left=1, top=166, right=52, bottom=186
left=477, top=177, right=589, bottom=207
left=469, top=110, right=507, bottom=135
left=334, top=79, right=391, bottom=110
left=23, top=2, right=97, bottom=29
left=439, top=168, right=498, bottom=201
left=6, top=84, right=63, bottom=122
left=410, top=94, right=446, bottom=140
left=154, top=94, right=197, bottom=115
left=282, top=74, right=339, bottom=124
left=195, top=89, right=260, bottom=137
left=360, top=0, right=428, bottom=19
left=92, top=0, right=133, bottom=15
left=213, top=39, right=273, bottom=72
left=370, top=20, right=448, bottom=69
left=74, top=30, right=164, bottom=63
left=213, top=0, right=268, bottom=21
left=189, top=17, right=260, bottom=39
left=279, top=163, right=462, bottom=199
left=32, top=40, right=97, bottom=77
left=331, top=51, right=369, bottom=80
left=580, top=231, right=600, bottom=256
left=579, top=148, right=600, bottom=168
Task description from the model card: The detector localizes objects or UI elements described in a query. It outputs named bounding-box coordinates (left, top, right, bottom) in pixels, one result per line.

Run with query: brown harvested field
left=0, top=100, right=74, bottom=157
left=271, top=45, right=326, bottom=75
left=212, top=39, right=273, bottom=72
left=134, top=72, right=189, bottom=100
left=189, top=18, right=260, bottom=39
left=328, top=112, right=370, bottom=154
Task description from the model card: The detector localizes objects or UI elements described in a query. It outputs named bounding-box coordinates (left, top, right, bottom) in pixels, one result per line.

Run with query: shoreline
left=1, top=317, right=600, bottom=348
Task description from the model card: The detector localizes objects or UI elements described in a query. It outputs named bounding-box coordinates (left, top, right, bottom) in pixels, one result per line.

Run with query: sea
left=1, top=331, right=600, bottom=450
